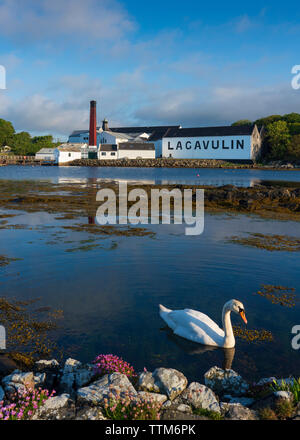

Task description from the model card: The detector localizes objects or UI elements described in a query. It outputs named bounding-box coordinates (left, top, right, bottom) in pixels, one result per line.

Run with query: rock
left=137, top=391, right=167, bottom=405
left=59, top=359, right=94, bottom=394
left=251, top=391, right=293, bottom=412
left=138, top=371, right=160, bottom=393
left=227, top=397, right=255, bottom=407
left=0, top=385, right=4, bottom=401
left=139, top=368, right=187, bottom=401
left=274, top=391, right=293, bottom=401
left=204, top=366, right=249, bottom=397
left=32, top=394, right=75, bottom=420
left=2, top=371, right=35, bottom=398
left=256, top=377, right=276, bottom=386
left=181, top=382, right=220, bottom=413
left=63, top=358, right=82, bottom=374
left=34, top=373, right=46, bottom=388
left=161, top=409, right=210, bottom=420
left=0, top=355, right=19, bottom=378
left=75, top=407, right=107, bottom=420
left=221, top=403, right=258, bottom=420
left=74, top=365, right=95, bottom=388
left=176, top=404, right=192, bottom=413
left=34, top=359, right=60, bottom=372
left=77, top=372, right=137, bottom=406
left=59, top=372, right=75, bottom=395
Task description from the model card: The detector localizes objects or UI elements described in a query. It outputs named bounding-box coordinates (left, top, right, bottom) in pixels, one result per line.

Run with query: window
left=111, top=152, right=116, bottom=156
left=68, top=153, right=71, bottom=157
left=101, top=152, right=106, bottom=156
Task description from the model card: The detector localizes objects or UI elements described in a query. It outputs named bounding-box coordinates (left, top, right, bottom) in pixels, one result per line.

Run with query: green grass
left=192, top=408, right=223, bottom=420
left=271, top=377, right=300, bottom=403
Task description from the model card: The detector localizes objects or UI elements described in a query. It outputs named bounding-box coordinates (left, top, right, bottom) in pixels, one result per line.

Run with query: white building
left=118, top=143, right=155, bottom=159
left=162, top=125, right=262, bottom=161
left=98, top=144, right=118, bottom=160
left=35, top=148, right=58, bottom=162
left=98, top=143, right=155, bottom=160
left=56, top=143, right=86, bottom=164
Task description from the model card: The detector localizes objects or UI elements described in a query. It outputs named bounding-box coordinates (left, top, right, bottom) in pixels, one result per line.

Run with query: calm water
left=0, top=212, right=299, bottom=381
left=0, top=166, right=299, bottom=383
left=1, top=164, right=300, bottom=186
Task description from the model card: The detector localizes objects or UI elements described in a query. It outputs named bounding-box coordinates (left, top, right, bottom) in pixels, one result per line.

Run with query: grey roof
left=69, top=130, right=89, bottom=137
left=99, top=144, right=118, bottom=151
left=163, top=125, right=256, bottom=138
left=36, top=148, right=56, bottom=155
left=118, top=142, right=155, bottom=150
left=58, top=143, right=85, bottom=152
left=109, top=125, right=180, bottom=134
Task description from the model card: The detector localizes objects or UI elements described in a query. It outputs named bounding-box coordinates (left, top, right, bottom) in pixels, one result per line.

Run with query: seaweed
left=255, top=285, right=297, bottom=307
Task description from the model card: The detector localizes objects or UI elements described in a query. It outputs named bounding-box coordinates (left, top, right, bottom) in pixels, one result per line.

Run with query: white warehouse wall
left=118, top=150, right=155, bottom=159
left=162, top=135, right=252, bottom=160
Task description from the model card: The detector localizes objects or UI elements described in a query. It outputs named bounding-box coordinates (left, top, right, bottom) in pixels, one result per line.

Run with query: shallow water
left=1, top=164, right=300, bottom=187
left=0, top=203, right=299, bottom=382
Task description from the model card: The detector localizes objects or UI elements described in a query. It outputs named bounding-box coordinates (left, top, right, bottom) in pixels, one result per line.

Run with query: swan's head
left=226, top=299, right=247, bottom=324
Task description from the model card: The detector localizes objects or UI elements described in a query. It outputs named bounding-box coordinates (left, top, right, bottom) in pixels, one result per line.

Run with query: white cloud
left=0, top=0, right=135, bottom=43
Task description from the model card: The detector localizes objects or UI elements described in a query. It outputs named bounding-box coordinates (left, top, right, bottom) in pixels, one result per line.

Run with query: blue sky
left=0, top=0, right=299, bottom=140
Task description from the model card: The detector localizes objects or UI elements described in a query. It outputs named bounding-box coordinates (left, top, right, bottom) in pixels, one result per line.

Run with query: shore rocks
left=0, top=385, right=4, bottom=401
left=204, top=366, right=249, bottom=397
left=32, top=394, right=75, bottom=420
left=139, top=368, right=188, bottom=401
left=220, top=402, right=258, bottom=420
left=2, top=371, right=35, bottom=398
left=77, top=372, right=137, bottom=406
left=0, top=358, right=298, bottom=421
left=180, top=382, right=220, bottom=413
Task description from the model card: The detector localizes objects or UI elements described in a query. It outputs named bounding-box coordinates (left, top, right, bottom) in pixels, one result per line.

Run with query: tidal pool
left=0, top=200, right=299, bottom=382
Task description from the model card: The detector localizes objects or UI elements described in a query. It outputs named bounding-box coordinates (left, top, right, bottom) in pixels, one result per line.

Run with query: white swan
left=159, top=299, right=247, bottom=348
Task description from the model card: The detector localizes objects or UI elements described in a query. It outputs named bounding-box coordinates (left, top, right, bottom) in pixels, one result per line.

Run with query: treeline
left=0, top=118, right=60, bottom=155
left=232, top=113, right=300, bottom=162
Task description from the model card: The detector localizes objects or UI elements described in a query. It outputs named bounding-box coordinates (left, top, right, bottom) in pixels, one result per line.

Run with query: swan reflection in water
left=161, top=327, right=236, bottom=370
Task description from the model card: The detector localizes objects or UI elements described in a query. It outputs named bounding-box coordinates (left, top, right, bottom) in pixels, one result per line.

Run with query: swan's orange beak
left=239, top=310, right=247, bottom=324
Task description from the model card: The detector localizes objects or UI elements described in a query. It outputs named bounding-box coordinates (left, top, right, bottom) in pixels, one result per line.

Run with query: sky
left=0, top=0, right=299, bottom=140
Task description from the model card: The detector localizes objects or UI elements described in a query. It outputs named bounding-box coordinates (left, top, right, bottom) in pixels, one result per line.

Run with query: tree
left=231, top=119, right=252, bottom=126
left=266, top=121, right=291, bottom=160
left=282, top=113, right=300, bottom=123
left=254, top=115, right=282, bottom=127
left=10, top=132, right=32, bottom=155
left=287, top=134, right=300, bottom=161
left=0, top=119, right=15, bottom=146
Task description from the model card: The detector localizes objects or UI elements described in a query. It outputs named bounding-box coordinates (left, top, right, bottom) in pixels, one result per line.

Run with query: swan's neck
left=222, top=307, right=235, bottom=348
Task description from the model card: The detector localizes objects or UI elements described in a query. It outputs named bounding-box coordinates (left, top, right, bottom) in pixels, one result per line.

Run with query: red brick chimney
left=89, top=100, right=97, bottom=147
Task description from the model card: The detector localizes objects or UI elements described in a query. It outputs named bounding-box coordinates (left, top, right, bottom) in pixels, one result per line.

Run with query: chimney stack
left=89, top=100, right=97, bottom=147
left=102, top=118, right=109, bottom=131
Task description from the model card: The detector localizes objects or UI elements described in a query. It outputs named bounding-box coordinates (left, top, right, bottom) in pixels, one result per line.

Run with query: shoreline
left=67, top=158, right=300, bottom=170
left=0, top=356, right=299, bottom=421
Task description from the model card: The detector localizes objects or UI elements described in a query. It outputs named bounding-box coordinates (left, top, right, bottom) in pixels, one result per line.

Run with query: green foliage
left=271, top=378, right=300, bottom=403
left=287, top=123, right=300, bottom=136
left=0, top=118, right=58, bottom=155
left=274, top=399, right=295, bottom=419
left=192, top=407, right=223, bottom=420
left=231, top=119, right=252, bottom=127
left=103, top=391, right=161, bottom=420
left=0, top=119, right=15, bottom=146
left=254, top=115, right=282, bottom=127
left=259, top=407, right=278, bottom=420
left=287, top=134, right=300, bottom=160
left=282, top=113, right=300, bottom=124
left=266, top=120, right=291, bottom=160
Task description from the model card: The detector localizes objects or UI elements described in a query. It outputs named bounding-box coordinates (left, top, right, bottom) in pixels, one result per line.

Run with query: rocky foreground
left=0, top=359, right=299, bottom=421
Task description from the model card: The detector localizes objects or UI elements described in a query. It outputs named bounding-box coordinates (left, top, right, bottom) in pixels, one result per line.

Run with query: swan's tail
left=159, top=304, right=177, bottom=330
left=159, top=304, right=172, bottom=320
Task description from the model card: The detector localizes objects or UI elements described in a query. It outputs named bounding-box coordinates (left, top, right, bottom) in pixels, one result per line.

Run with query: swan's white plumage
left=159, top=300, right=246, bottom=348
left=159, top=305, right=224, bottom=346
